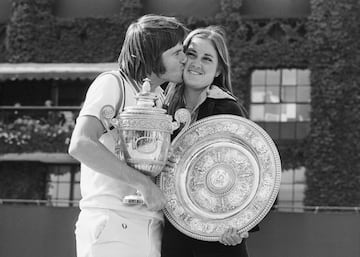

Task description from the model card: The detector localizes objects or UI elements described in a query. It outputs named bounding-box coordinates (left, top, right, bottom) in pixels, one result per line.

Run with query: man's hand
left=219, top=228, right=249, bottom=246
left=162, top=153, right=177, bottom=173
left=139, top=177, right=167, bottom=211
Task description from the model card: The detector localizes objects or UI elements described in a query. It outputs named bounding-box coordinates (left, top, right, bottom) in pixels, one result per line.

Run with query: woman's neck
left=183, top=86, right=209, bottom=110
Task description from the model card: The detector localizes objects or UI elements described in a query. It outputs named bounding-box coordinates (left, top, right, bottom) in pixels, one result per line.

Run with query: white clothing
left=75, top=71, right=164, bottom=257
left=75, top=208, right=163, bottom=257
left=78, top=70, right=164, bottom=219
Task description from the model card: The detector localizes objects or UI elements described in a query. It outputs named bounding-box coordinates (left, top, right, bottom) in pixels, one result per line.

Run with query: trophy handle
left=172, top=108, right=191, bottom=143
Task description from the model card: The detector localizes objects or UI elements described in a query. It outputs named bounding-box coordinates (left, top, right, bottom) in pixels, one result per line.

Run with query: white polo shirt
left=77, top=70, right=164, bottom=220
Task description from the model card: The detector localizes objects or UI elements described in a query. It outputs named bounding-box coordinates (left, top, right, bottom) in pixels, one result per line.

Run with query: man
left=68, top=14, right=187, bottom=257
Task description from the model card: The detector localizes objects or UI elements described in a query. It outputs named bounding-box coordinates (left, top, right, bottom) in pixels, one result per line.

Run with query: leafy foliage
left=304, top=0, right=360, bottom=206
left=0, top=0, right=359, bottom=206
left=0, top=23, right=7, bottom=62
left=0, top=116, right=73, bottom=153
left=0, top=162, right=48, bottom=200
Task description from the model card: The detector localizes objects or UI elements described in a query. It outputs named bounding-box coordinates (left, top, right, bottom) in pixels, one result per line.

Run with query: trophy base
left=123, top=194, right=144, bottom=205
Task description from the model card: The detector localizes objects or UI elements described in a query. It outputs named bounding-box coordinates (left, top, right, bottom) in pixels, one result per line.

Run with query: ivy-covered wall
left=5, top=0, right=141, bottom=62
left=0, top=162, right=48, bottom=200
left=0, top=0, right=359, bottom=206
left=0, top=23, right=7, bottom=62
left=305, top=0, right=360, bottom=206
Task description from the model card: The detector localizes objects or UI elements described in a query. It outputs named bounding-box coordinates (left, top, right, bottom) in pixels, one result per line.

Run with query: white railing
left=0, top=198, right=79, bottom=207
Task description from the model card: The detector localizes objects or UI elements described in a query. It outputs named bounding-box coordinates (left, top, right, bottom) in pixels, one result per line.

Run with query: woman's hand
left=219, top=228, right=249, bottom=246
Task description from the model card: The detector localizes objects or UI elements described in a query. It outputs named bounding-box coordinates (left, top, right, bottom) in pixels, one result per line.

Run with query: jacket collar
left=207, top=85, right=236, bottom=101
left=188, top=85, right=235, bottom=114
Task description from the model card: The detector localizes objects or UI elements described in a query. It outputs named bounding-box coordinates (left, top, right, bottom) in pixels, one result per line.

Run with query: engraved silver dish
left=157, top=115, right=281, bottom=241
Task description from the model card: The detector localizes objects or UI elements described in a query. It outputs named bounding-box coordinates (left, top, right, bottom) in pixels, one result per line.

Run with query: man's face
left=158, top=43, right=186, bottom=84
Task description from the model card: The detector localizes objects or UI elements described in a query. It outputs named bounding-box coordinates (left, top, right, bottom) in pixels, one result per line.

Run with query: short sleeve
left=79, top=74, right=121, bottom=121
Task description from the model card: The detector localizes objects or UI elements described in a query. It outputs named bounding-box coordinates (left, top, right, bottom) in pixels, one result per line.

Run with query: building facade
left=0, top=0, right=359, bottom=209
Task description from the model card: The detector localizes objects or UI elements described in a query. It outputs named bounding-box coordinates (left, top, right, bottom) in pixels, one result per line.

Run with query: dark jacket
left=197, top=97, right=248, bottom=120
left=162, top=85, right=259, bottom=257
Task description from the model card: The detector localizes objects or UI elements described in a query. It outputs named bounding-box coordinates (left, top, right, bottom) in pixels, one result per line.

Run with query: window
left=0, top=79, right=89, bottom=107
left=0, top=79, right=87, bottom=124
left=47, top=165, right=80, bottom=207
left=250, top=69, right=310, bottom=211
left=250, top=69, right=311, bottom=140
left=277, top=167, right=306, bottom=212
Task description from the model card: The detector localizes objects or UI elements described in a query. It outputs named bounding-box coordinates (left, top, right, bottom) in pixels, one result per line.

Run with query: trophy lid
left=121, top=78, right=167, bottom=116
left=113, top=78, right=191, bottom=136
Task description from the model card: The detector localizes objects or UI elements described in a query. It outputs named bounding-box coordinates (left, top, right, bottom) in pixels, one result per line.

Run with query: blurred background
left=0, top=0, right=359, bottom=257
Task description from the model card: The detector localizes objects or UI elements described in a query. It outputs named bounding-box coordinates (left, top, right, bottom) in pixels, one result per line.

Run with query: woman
left=162, top=26, right=257, bottom=257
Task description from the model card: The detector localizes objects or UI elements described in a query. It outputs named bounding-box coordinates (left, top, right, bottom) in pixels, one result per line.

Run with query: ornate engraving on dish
left=187, top=146, right=256, bottom=215
left=159, top=115, right=281, bottom=241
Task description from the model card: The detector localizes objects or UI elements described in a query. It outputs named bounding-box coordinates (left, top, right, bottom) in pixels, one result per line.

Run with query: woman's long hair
left=166, top=26, right=233, bottom=117
left=183, top=25, right=232, bottom=92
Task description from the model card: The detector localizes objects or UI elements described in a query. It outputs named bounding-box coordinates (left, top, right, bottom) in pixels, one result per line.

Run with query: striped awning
left=0, top=62, right=119, bottom=81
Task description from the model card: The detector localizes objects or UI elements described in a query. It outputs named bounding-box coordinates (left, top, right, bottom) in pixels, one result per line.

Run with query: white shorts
left=75, top=208, right=163, bottom=257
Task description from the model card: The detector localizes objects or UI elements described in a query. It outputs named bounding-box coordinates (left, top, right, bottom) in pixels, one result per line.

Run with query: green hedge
left=1, top=0, right=359, bottom=206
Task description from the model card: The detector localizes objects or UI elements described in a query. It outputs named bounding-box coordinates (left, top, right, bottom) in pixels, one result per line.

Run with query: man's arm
left=68, top=115, right=166, bottom=211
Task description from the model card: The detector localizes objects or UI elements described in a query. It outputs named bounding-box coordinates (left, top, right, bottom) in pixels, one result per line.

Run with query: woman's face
left=183, top=37, right=219, bottom=90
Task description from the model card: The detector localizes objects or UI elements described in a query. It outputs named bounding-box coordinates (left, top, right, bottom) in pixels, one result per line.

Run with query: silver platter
left=157, top=115, right=281, bottom=241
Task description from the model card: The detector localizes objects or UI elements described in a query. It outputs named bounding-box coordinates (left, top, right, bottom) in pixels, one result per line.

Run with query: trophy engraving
left=158, top=115, right=281, bottom=241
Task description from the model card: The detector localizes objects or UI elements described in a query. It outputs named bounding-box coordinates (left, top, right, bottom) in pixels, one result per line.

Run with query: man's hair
left=183, top=26, right=233, bottom=92
left=118, top=14, right=187, bottom=83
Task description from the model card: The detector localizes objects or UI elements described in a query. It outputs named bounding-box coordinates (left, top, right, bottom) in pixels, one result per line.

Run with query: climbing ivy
left=0, top=0, right=359, bottom=206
